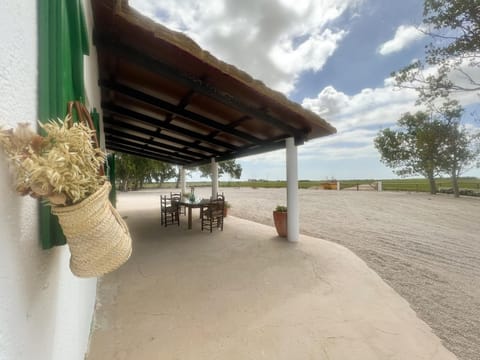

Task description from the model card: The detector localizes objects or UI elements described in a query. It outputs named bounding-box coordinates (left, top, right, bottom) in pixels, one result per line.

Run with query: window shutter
left=38, top=0, right=89, bottom=249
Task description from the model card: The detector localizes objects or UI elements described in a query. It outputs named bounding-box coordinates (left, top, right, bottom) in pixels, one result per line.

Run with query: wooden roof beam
left=102, top=103, right=237, bottom=150
left=103, top=117, right=223, bottom=156
left=100, top=80, right=264, bottom=145
left=106, top=135, right=195, bottom=164
left=104, top=128, right=202, bottom=162
left=107, top=143, right=188, bottom=165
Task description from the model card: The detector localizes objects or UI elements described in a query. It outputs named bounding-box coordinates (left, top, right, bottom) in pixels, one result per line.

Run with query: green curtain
left=38, top=0, right=89, bottom=249
left=107, top=153, right=117, bottom=208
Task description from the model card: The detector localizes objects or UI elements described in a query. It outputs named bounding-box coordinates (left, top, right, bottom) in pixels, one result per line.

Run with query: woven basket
left=51, top=182, right=132, bottom=277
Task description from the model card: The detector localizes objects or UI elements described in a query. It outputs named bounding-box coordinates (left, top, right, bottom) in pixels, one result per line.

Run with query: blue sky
left=130, top=0, right=480, bottom=181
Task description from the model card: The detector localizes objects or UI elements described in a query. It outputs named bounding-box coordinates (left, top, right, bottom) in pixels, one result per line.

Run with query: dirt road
left=216, top=187, right=480, bottom=360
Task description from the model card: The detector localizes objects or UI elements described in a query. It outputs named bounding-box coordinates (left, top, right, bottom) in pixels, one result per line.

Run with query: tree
left=435, top=101, right=480, bottom=197
left=195, top=159, right=242, bottom=180
left=393, top=0, right=480, bottom=102
left=115, top=153, right=136, bottom=191
left=375, top=103, right=480, bottom=196
left=115, top=153, right=176, bottom=191
left=374, top=111, right=448, bottom=194
left=149, top=161, right=177, bottom=185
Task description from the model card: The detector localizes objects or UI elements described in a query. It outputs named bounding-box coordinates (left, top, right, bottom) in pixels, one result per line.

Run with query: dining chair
left=160, top=195, right=179, bottom=227
left=170, top=192, right=185, bottom=216
left=201, top=194, right=225, bottom=232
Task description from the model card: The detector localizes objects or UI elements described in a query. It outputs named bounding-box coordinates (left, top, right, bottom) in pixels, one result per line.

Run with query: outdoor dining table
left=179, top=198, right=210, bottom=230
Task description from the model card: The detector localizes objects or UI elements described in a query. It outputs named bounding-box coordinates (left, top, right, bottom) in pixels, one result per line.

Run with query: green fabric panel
left=38, top=0, right=89, bottom=249
left=91, top=108, right=113, bottom=206
left=90, top=107, right=100, bottom=136
left=107, top=154, right=117, bottom=208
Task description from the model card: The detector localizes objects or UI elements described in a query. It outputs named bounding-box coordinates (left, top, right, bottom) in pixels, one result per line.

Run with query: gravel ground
left=203, top=187, right=480, bottom=360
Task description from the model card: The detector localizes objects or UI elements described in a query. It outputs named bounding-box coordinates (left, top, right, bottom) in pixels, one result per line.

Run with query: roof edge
left=115, top=0, right=336, bottom=137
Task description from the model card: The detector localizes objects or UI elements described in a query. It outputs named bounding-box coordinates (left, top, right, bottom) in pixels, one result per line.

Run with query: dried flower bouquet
left=1, top=101, right=131, bottom=278
left=0, top=117, right=106, bottom=206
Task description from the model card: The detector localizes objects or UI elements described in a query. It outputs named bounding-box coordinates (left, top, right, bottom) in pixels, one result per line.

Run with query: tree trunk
left=427, top=175, right=437, bottom=194
left=175, top=171, right=180, bottom=189
left=451, top=170, right=460, bottom=198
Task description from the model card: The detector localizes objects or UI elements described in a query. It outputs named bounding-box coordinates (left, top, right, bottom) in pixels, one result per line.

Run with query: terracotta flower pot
left=273, top=210, right=287, bottom=237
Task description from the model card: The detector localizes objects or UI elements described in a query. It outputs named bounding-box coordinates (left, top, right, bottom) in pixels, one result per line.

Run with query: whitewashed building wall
left=0, top=1, right=99, bottom=359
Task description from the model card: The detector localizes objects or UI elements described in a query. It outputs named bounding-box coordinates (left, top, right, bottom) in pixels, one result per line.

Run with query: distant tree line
left=114, top=154, right=242, bottom=191
left=375, top=0, right=480, bottom=197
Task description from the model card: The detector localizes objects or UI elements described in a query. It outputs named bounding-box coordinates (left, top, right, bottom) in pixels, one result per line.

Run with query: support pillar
left=211, top=158, right=218, bottom=199
left=378, top=181, right=382, bottom=192
left=179, top=166, right=186, bottom=195
left=337, top=181, right=341, bottom=191
left=286, top=137, right=299, bottom=242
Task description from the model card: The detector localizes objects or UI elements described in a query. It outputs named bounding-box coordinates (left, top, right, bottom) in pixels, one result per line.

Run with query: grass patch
left=382, top=178, right=480, bottom=192
left=140, top=178, right=480, bottom=194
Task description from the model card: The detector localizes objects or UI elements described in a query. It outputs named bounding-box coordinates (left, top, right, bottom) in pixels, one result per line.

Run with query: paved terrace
left=86, top=190, right=456, bottom=359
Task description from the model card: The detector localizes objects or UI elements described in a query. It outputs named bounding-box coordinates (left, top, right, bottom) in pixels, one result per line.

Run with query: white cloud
left=302, top=82, right=418, bottom=132
left=130, top=0, right=361, bottom=94
left=378, top=25, right=425, bottom=55
left=301, top=66, right=480, bottom=163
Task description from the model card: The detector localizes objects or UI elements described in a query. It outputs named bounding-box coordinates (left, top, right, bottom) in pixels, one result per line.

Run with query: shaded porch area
left=86, top=191, right=455, bottom=360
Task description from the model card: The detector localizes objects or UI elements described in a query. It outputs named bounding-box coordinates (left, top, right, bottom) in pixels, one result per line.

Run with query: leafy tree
left=374, top=111, right=448, bottom=194
left=435, top=101, right=480, bottom=197
left=375, top=103, right=480, bottom=196
left=115, top=153, right=136, bottom=191
left=195, top=159, right=242, bottom=180
left=115, top=153, right=176, bottom=191
left=149, top=161, right=177, bottom=185
left=393, top=0, right=480, bottom=102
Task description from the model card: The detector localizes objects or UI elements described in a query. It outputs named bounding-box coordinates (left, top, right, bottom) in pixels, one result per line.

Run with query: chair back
left=160, top=194, right=180, bottom=226
left=170, top=192, right=181, bottom=205
left=170, top=192, right=187, bottom=215
left=209, top=197, right=224, bottom=217
left=160, top=195, right=169, bottom=208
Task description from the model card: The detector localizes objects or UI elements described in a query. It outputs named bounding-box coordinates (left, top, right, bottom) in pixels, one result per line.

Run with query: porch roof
left=91, top=0, right=336, bottom=166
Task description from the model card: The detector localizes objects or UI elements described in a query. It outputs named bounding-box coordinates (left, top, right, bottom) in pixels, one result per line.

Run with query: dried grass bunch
left=0, top=117, right=105, bottom=206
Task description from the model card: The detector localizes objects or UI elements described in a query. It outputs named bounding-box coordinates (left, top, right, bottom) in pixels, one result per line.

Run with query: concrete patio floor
left=86, top=193, right=456, bottom=359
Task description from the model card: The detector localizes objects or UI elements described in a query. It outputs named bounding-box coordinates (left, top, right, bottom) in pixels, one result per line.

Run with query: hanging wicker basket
left=52, top=181, right=132, bottom=277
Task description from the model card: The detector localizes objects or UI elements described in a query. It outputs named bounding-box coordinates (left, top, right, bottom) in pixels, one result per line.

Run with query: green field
left=145, top=177, right=480, bottom=193
left=381, top=178, right=480, bottom=192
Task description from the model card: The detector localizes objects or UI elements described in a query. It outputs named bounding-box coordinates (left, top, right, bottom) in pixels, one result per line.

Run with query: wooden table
left=179, top=199, right=209, bottom=229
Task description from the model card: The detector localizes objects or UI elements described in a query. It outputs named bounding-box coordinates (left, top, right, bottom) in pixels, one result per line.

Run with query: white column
left=378, top=181, right=383, bottom=192
left=286, top=137, right=299, bottom=242
left=337, top=181, right=341, bottom=191
left=179, top=166, right=186, bottom=195
left=211, top=158, right=219, bottom=199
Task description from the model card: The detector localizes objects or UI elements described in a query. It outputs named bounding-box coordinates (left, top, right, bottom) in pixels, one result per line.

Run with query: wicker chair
left=160, top=195, right=179, bottom=227
left=201, top=195, right=225, bottom=232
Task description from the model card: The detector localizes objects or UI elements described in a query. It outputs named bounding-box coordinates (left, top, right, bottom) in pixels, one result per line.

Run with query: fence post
left=378, top=181, right=382, bottom=192
left=356, top=183, right=359, bottom=191
left=337, top=181, right=340, bottom=191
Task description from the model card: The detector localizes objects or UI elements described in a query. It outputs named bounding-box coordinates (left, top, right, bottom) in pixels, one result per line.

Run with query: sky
left=130, top=0, right=480, bottom=181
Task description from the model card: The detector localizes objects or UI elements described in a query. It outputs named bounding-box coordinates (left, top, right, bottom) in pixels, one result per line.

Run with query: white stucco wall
left=0, top=2, right=98, bottom=360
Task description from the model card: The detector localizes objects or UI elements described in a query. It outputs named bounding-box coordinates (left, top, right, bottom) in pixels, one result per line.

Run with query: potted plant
left=273, top=205, right=287, bottom=237
left=223, top=201, right=231, bottom=217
